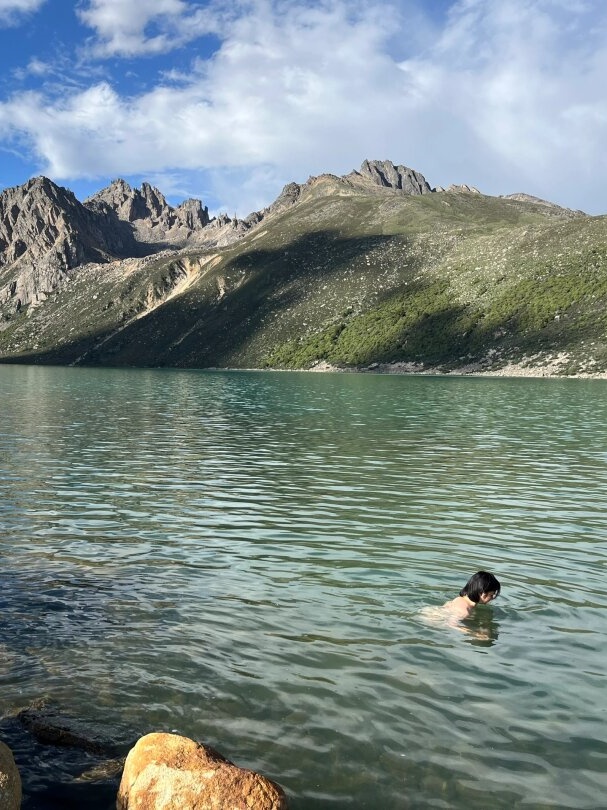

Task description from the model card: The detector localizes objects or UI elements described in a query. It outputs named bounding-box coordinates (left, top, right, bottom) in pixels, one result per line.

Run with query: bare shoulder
left=419, top=599, right=467, bottom=627
left=442, top=596, right=472, bottom=618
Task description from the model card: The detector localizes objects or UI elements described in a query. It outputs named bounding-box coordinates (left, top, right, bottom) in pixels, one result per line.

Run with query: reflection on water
left=1, top=366, right=607, bottom=809
left=462, top=607, right=500, bottom=646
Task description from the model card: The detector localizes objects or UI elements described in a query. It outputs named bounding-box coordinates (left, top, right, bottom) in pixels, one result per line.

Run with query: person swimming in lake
left=419, top=571, right=501, bottom=642
left=442, top=571, right=501, bottom=619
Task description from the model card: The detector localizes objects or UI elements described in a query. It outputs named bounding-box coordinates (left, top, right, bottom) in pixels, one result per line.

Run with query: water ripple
left=2, top=367, right=607, bottom=808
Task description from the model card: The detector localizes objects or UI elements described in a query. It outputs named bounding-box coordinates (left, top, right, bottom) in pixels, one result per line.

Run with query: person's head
left=460, top=571, right=501, bottom=604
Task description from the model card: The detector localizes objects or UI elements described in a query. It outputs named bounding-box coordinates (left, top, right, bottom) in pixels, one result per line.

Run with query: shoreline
left=3, top=357, right=607, bottom=379
left=304, top=358, right=607, bottom=379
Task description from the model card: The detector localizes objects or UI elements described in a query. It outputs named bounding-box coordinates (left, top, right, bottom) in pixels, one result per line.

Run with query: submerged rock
left=117, top=732, right=288, bottom=810
left=18, top=704, right=125, bottom=756
left=1, top=702, right=133, bottom=808
left=0, top=741, right=21, bottom=810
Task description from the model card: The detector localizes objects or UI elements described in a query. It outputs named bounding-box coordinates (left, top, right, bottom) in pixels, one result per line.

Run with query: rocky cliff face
left=349, top=159, right=433, bottom=194
left=0, top=176, right=132, bottom=313
left=1, top=177, right=233, bottom=316
left=84, top=180, right=212, bottom=245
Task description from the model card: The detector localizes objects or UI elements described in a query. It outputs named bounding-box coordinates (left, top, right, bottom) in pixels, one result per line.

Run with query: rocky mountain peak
left=85, top=180, right=211, bottom=235
left=0, top=176, right=96, bottom=268
left=5, top=175, right=80, bottom=220
left=139, top=182, right=168, bottom=220
left=0, top=175, right=124, bottom=314
left=85, top=179, right=156, bottom=223
left=351, top=160, right=433, bottom=195
left=0, top=175, right=219, bottom=317
left=174, top=198, right=211, bottom=230
left=434, top=183, right=481, bottom=194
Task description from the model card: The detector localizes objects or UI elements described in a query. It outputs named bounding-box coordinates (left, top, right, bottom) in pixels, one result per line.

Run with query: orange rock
left=0, top=741, right=21, bottom=810
left=117, top=732, right=288, bottom=809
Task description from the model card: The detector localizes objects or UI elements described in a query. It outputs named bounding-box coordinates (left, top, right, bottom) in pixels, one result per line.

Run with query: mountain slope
left=1, top=161, right=605, bottom=375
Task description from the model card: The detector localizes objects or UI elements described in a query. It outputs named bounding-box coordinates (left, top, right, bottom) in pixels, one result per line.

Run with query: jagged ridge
left=0, top=160, right=440, bottom=315
left=1, top=177, right=234, bottom=313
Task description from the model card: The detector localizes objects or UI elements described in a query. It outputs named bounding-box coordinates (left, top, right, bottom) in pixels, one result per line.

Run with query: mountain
left=0, top=175, right=248, bottom=314
left=1, top=160, right=606, bottom=376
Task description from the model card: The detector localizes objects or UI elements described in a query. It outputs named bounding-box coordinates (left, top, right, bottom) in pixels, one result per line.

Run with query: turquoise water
left=1, top=365, right=606, bottom=808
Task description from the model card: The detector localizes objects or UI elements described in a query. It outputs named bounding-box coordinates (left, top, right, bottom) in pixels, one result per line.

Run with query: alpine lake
left=1, top=364, right=606, bottom=809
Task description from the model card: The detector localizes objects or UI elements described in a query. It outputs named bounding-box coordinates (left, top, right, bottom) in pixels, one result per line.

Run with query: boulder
left=117, top=732, right=288, bottom=810
left=0, top=741, right=21, bottom=810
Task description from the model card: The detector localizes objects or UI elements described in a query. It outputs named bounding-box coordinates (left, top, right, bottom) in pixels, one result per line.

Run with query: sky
left=0, top=0, right=606, bottom=217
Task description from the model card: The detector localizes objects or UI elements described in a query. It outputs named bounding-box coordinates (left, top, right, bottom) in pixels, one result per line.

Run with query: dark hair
left=459, top=571, right=501, bottom=603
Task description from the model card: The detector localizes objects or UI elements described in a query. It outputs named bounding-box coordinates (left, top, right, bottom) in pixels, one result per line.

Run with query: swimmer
left=442, top=571, right=501, bottom=619
left=419, top=571, right=501, bottom=641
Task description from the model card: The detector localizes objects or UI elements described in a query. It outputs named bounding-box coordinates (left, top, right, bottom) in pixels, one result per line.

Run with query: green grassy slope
left=1, top=187, right=606, bottom=374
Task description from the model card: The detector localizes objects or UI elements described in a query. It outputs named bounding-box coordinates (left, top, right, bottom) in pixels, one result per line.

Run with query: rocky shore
left=308, top=355, right=607, bottom=379
left=0, top=705, right=288, bottom=809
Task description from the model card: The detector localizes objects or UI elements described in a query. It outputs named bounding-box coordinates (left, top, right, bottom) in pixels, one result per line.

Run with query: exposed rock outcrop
left=265, top=160, right=435, bottom=210
left=348, top=159, right=433, bottom=195
left=0, top=741, right=21, bottom=810
left=263, top=181, right=303, bottom=215
left=0, top=176, right=106, bottom=268
left=84, top=180, right=212, bottom=246
left=435, top=183, right=481, bottom=194
left=1, top=177, right=220, bottom=316
left=117, top=732, right=288, bottom=810
left=0, top=176, right=131, bottom=314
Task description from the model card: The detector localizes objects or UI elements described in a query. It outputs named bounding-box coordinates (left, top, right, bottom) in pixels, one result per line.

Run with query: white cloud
left=0, top=0, right=46, bottom=25
left=12, top=57, right=51, bottom=80
left=1, top=3, right=407, bottom=192
left=0, top=0, right=606, bottom=214
left=77, top=0, right=218, bottom=57
left=0, top=0, right=44, bottom=9
left=400, top=0, right=607, bottom=204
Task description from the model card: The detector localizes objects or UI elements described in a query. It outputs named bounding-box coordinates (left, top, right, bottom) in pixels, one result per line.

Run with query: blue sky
left=0, top=0, right=605, bottom=216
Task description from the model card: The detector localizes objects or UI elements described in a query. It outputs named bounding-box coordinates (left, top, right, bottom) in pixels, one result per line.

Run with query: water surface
left=1, top=365, right=606, bottom=808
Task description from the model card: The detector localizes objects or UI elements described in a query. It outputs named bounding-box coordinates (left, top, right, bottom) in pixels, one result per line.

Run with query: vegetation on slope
left=266, top=218, right=607, bottom=373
